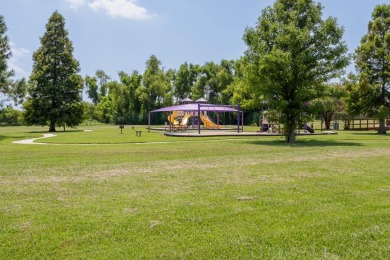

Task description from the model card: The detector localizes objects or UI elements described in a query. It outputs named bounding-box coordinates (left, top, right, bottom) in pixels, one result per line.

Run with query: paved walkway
left=12, top=134, right=57, bottom=145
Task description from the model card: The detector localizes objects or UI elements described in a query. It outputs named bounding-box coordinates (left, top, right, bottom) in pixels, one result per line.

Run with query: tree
left=118, top=70, right=142, bottom=123
left=0, top=15, right=14, bottom=107
left=138, top=55, right=170, bottom=123
left=355, top=4, right=390, bottom=134
left=81, top=101, right=100, bottom=123
left=96, top=95, right=114, bottom=123
left=312, top=84, right=347, bottom=130
left=0, top=106, right=23, bottom=126
left=174, top=62, right=192, bottom=101
left=85, top=70, right=111, bottom=105
left=85, top=75, right=99, bottom=105
left=243, top=0, right=349, bottom=142
left=25, top=11, right=83, bottom=132
left=226, top=56, right=264, bottom=110
left=190, top=61, right=234, bottom=104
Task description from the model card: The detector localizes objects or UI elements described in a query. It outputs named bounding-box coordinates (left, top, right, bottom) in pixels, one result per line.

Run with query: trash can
left=333, top=121, right=339, bottom=130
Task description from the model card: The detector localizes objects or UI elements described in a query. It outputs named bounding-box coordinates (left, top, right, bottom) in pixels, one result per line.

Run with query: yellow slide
left=168, top=111, right=179, bottom=125
left=200, top=114, right=220, bottom=129
left=180, top=114, right=192, bottom=127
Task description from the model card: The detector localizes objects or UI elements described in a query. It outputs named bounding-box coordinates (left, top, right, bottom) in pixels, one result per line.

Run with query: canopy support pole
left=148, top=112, right=150, bottom=132
left=237, top=104, right=240, bottom=133
left=198, top=103, right=201, bottom=134
left=241, top=110, right=244, bottom=132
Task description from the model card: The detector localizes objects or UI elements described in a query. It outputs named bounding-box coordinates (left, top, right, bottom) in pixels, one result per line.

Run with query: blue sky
left=1, top=0, right=387, bottom=80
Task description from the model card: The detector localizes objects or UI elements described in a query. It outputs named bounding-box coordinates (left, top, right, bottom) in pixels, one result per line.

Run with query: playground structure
left=167, top=111, right=179, bottom=125
left=150, top=99, right=325, bottom=136
left=148, top=100, right=243, bottom=134
left=200, top=114, right=220, bottom=129
left=259, top=109, right=316, bottom=134
left=167, top=111, right=192, bottom=130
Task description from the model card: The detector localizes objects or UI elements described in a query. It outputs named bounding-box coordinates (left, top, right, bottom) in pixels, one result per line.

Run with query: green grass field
left=1, top=125, right=389, bottom=258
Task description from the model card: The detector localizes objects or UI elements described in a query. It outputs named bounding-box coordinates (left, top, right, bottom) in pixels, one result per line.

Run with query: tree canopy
left=354, top=4, right=390, bottom=134
left=0, top=15, right=14, bottom=107
left=242, top=0, right=349, bottom=142
left=25, top=11, right=83, bottom=132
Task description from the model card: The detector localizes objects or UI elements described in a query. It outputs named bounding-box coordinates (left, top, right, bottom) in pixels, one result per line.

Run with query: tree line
left=0, top=1, right=389, bottom=142
left=83, top=57, right=236, bottom=125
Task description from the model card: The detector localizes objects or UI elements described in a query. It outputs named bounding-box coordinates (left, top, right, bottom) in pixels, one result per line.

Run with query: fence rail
left=349, top=118, right=390, bottom=130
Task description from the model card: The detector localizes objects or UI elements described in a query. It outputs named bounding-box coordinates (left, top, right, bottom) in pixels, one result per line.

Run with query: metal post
left=170, top=112, right=172, bottom=132
left=237, top=104, right=240, bottom=133
left=241, top=110, right=244, bottom=132
left=198, top=103, right=201, bottom=134
left=260, top=108, right=263, bottom=133
left=148, top=112, right=150, bottom=133
left=268, top=114, right=270, bottom=133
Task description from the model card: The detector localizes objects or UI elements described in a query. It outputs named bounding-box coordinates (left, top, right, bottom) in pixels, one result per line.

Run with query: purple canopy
left=148, top=103, right=243, bottom=134
left=150, top=103, right=239, bottom=113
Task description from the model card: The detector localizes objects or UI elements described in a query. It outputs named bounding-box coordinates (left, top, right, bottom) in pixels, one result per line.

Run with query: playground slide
left=305, top=125, right=315, bottom=133
left=168, top=111, right=179, bottom=125
left=200, top=114, right=220, bottom=129
left=180, top=114, right=192, bottom=127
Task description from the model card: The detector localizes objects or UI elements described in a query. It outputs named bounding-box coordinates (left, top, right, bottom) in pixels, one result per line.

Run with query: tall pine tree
left=25, top=11, right=83, bottom=132
left=355, top=4, right=390, bottom=134
left=0, top=15, right=14, bottom=107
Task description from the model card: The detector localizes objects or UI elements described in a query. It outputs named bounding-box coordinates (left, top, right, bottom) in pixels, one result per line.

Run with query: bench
left=135, top=130, right=142, bottom=137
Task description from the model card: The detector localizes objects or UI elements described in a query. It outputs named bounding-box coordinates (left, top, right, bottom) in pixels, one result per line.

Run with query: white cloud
left=88, top=0, right=155, bottom=20
left=9, top=42, right=31, bottom=79
left=65, top=0, right=87, bottom=9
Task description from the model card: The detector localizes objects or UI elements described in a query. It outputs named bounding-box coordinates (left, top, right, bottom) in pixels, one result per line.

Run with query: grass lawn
left=0, top=125, right=389, bottom=258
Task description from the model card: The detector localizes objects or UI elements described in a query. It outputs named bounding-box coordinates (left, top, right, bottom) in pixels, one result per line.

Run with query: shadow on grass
left=0, top=135, right=36, bottom=142
left=245, top=139, right=363, bottom=147
left=350, top=132, right=389, bottom=136
left=27, top=129, right=84, bottom=134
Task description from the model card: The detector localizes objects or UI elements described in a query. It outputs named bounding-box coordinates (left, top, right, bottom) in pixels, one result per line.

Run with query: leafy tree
left=217, top=59, right=235, bottom=104
left=0, top=106, right=23, bottom=126
left=243, top=0, right=349, bottom=142
left=85, top=70, right=111, bottom=105
left=0, top=15, right=14, bottom=107
left=9, top=78, right=28, bottom=106
left=174, top=62, right=198, bottom=102
left=81, top=101, right=100, bottom=123
left=25, top=11, right=84, bottom=132
left=85, top=75, right=99, bottom=105
left=165, top=68, right=176, bottom=104
left=355, top=4, right=390, bottom=134
left=312, top=84, right=347, bottom=130
left=119, top=70, right=142, bottom=123
left=96, top=95, right=113, bottom=123
left=190, top=61, right=234, bottom=104
left=138, top=55, right=170, bottom=123
left=106, top=80, right=128, bottom=124
left=226, top=56, right=264, bottom=110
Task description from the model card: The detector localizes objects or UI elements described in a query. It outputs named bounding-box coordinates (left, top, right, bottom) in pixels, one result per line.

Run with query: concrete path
left=12, top=134, right=57, bottom=145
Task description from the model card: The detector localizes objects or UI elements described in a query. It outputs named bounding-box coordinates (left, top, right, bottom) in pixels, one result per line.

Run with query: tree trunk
left=378, top=118, right=387, bottom=134
left=49, top=121, right=56, bottom=132
left=287, top=130, right=296, bottom=143
left=286, top=114, right=296, bottom=143
left=323, top=112, right=333, bottom=130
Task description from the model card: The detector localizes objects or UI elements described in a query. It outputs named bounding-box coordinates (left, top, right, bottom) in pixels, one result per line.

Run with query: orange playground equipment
left=200, top=114, right=220, bottom=129
left=167, top=111, right=180, bottom=125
